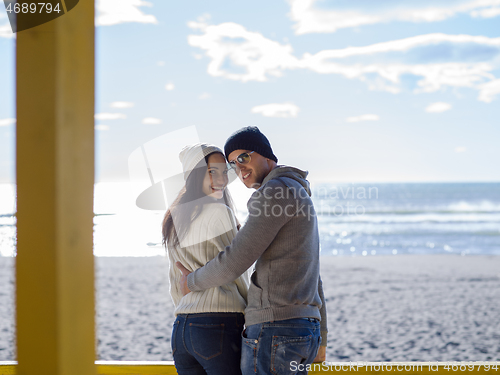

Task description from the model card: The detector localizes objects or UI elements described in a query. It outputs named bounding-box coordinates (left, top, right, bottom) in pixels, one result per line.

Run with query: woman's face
left=202, top=153, right=229, bottom=199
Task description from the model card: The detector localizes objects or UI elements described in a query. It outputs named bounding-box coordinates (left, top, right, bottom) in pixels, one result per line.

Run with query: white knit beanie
left=179, top=143, right=223, bottom=181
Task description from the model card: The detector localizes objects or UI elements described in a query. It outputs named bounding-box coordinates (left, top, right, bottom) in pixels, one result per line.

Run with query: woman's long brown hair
left=162, top=151, right=237, bottom=249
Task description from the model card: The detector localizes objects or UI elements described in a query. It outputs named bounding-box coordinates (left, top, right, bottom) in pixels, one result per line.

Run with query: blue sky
left=1, top=0, right=500, bottom=183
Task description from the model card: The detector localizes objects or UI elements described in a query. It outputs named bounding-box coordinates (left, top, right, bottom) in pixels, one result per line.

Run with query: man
left=177, top=126, right=327, bottom=374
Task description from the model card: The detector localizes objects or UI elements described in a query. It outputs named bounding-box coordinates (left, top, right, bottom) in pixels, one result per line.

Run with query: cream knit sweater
left=167, top=202, right=249, bottom=315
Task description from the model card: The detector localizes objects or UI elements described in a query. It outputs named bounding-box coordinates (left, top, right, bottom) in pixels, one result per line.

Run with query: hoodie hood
left=260, top=165, right=311, bottom=196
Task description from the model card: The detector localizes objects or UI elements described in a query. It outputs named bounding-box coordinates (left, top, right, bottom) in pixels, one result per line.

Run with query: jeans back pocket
left=189, top=323, right=225, bottom=360
left=270, top=334, right=313, bottom=375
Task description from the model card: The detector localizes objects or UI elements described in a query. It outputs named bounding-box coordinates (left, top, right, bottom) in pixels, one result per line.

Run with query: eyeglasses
left=228, top=151, right=254, bottom=169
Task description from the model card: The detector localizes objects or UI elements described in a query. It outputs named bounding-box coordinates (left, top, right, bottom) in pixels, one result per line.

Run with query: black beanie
left=224, top=126, right=278, bottom=163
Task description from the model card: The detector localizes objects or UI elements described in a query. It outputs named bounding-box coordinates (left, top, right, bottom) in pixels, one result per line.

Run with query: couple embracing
left=162, top=126, right=328, bottom=375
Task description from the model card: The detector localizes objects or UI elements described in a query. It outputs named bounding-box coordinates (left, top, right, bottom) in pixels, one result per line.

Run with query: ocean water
left=313, top=183, right=500, bottom=257
left=0, top=182, right=499, bottom=257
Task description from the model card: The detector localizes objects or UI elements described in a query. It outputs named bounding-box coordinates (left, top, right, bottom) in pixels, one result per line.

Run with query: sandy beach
left=0, top=254, right=499, bottom=362
left=319, top=254, right=500, bottom=362
left=0, top=257, right=15, bottom=360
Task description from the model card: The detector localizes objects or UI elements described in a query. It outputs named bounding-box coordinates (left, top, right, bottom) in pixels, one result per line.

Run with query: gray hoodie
left=187, top=165, right=328, bottom=345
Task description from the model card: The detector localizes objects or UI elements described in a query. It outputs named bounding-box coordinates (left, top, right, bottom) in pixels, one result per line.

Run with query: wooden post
left=15, top=1, right=96, bottom=374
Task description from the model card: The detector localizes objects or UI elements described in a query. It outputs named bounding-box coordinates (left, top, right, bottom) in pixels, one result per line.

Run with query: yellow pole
left=16, top=1, right=96, bottom=374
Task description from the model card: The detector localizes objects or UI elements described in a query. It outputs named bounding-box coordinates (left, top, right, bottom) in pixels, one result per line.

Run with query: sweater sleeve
left=318, top=275, right=328, bottom=347
left=187, top=180, right=296, bottom=292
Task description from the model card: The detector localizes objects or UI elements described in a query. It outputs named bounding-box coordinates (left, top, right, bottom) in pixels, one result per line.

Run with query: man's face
left=227, top=149, right=272, bottom=189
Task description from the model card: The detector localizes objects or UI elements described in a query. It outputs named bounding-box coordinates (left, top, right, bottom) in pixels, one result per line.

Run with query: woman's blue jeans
left=241, top=318, right=321, bottom=375
left=172, top=312, right=245, bottom=375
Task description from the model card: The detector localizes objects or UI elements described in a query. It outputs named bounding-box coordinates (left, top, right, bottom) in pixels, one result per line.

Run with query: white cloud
left=299, top=34, right=499, bottom=94
left=188, top=21, right=500, bottom=100
left=188, top=22, right=299, bottom=82
left=346, top=114, right=380, bottom=123
left=0, top=118, right=16, bottom=126
left=186, top=13, right=211, bottom=31
left=478, top=78, right=500, bottom=102
left=110, top=101, right=134, bottom=108
left=96, top=0, right=158, bottom=26
left=157, top=61, right=165, bottom=66
left=199, top=92, right=211, bottom=100
left=0, top=23, right=14, bottom=39
left=303, top=33, right=499, bottom=59
left=142, top=117, right=162, bottom=124
left=95, top=125, right=110, bottom=131
left=251, top=103, right=300, bottom=118
left=165, top=83, right=175, bottom=91
left=455, top=146, right=467, bottom=153
left=95, top=113, right=126, bottom=120
left=287, top=0, right=500, bottom=35
left=425, top=102, right=452, bottom=113
left=471, top=6, right=500, bottom=18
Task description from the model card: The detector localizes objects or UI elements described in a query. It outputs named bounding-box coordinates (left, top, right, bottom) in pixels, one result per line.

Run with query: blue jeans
left=172, top=312, right=245, bottom=375
left=241, top=318, right=321, bottom=375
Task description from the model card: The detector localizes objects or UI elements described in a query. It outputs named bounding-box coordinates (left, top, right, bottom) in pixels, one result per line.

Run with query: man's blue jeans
left=172, top=312, right=245, bottom=375
left=241, top=318, right=321, bottom=375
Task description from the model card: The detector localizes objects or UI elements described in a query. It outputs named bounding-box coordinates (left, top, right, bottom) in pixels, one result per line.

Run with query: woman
left=162, top=143, right=249, bottom=375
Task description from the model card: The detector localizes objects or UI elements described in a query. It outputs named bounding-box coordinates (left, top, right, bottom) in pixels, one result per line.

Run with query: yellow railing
left=0, top=361, right=497, bottom=374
